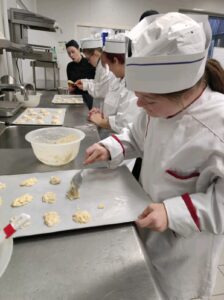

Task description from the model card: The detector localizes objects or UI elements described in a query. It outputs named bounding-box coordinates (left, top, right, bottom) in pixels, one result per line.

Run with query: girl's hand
left=135, top=203, right=168, bottom=232
left=68, top=86, right=76, bottom=93
left=88, top=107, right=101, bottom=118
left=89, top=112, right=103, bottom=125
left=75, top=80, right=83, bottom=90
left=84, top=143, right=110, bottom=165
left=89, top=112, right=110, bottom=129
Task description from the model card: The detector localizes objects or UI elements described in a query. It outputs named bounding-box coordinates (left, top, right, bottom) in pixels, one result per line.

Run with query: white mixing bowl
left=25, top=127, right=85, bottom=166
left=15, top=92, right=42, bottom=108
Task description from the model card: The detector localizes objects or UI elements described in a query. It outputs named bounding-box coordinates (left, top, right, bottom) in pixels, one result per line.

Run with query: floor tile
left=213, top=268, right=224, bottom=295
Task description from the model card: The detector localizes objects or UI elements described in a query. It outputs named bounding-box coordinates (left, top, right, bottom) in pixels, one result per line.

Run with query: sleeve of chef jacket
left=108, top=90, right=141, bottom=133
left=81, top=64, right=113, bottom=99
left=100, top=110, right=147, bottom=168
left=164, top=154, right=224, bottom=238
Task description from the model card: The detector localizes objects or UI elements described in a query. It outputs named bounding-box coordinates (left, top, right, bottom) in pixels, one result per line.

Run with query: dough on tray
left=0, top=182, right=6, bottom=190
left=20, top=177, right=38, bottom=187
left=43, top=211, right=60, bottom=227
left=72, top=211, right=91, bottom=224
left=49, top=176, right=61, bottom=185
left=66, top=186, right=80, bottom=200
left=11, top=194, right=33, bottom=207
left=42, top=192, right=56, bottom=204
left=51, top=119, right=61, bottom=125
left=97, top=203, right=105, bottom=209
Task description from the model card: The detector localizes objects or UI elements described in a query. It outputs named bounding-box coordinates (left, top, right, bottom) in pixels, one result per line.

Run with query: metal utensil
left=71, top=169, right=84, bottom=189
left=67, top=169, right=84, bottom=200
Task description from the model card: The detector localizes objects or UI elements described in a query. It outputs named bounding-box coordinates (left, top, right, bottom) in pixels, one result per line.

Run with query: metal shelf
left=0, top=39, right=25, bottom=54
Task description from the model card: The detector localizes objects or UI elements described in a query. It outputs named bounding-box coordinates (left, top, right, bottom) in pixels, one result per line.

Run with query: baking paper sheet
left=0, top=167, right=150, bottom=237
left=52, top=94, right=84, bottom=104
left=12, top=108, right=66, bottom=125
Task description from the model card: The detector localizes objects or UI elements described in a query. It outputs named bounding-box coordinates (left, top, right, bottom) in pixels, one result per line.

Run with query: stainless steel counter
left=0, top=93, right=160, bottom=300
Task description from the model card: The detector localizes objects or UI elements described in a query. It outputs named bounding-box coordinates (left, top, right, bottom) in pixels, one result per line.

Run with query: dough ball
left=0, top=182, right=6, bottom=190
left=72, top=211, right=91, bottom=224
left=20, top=177, right=38, bottom=187
left=49, top=176, right=61, bottom=185
left=43, top=211, right=60, bottom=227
left=11, top=194, right=33, bottom=207
left=97, top=203, right=105, bottom=209
left=42, top=192, right=56, bottom=204
left=66, top=186, right=80, bottom=200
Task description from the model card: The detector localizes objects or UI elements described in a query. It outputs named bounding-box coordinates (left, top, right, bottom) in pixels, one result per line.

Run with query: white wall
left=1, top=0, right=224, bottom=87
left=35, top=0, right=224, bottom=84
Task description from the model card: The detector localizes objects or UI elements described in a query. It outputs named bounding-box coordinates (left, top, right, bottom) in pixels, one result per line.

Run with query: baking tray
left=52, top=94, right=84, bottom=104
left=0, top=167, right=150, bottom=237
left=12, top=108, right=66, bottom=125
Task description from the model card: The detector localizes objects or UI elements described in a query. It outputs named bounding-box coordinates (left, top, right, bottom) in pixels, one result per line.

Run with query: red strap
left=111, top=134, right=125, bottom=155
left=166, top=170, right=200, bottom=180
left=182, top=193, right=201, bottom=231
left=3, top=224, right=16, bottom=238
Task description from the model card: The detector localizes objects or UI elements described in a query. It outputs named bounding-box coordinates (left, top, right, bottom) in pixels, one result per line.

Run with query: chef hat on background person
left=125, top=12, right=212, bottom=94
left=104, top=33, right=126, bottom=54
left=80, top=37, right=103, bottom=50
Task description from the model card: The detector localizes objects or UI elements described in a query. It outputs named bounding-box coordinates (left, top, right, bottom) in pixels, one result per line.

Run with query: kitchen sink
left=0, top=125, right=49, bottom=148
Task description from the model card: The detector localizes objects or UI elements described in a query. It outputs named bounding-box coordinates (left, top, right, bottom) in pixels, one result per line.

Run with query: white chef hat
left=80, top=37, right=103, bottom=50
left=125, top=12, right=212, bottom=93
left=104, top=33, right=126, bottom=54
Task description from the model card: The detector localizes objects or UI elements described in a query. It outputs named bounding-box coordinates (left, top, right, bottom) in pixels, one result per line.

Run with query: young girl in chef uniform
left=75, top=37, right=114, bottom=108
left=83, top=12, right=224, bottom=300
left=88, top=34, right=141, bottom=139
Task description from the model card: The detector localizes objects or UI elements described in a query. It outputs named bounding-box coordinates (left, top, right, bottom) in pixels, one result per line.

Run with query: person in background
left=88, top=34, right=141, bottom=140
left=83, top=13, right=224, bottom=300
left=66, top=39, right=95, bottom=109
left=75, top=37, right=114, bottom=109
left=139, top=9, right=159, bottom=21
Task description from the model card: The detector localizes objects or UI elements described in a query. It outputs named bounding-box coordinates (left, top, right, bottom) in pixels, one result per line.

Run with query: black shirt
left=66, top=56, right=95, bottom=109
left=66, top=56, right=95, bottom=96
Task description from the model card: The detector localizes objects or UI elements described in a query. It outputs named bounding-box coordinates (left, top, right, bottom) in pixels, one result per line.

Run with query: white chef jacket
left=103, top=77, right=140, bottom=133
left=100, top=87, right=224, bottom=300
left=81, top=60, right=114, bottom=108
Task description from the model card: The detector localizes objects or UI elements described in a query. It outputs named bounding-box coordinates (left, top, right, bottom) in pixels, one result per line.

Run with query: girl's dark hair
left=82, top=48, right=102, bottom=55
left=204, top=59, right=224, bottom=94
left=164, top=58, right=224, bottom=99
left=103, top=52, right=125, bottom=65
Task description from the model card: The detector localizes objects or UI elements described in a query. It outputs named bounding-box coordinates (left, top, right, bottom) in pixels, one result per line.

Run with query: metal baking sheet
left=12, top=108, right=66, bottom=125
left=52, top=94, right=84, bottom=104
left=0, top=166, right=150, bottom=238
